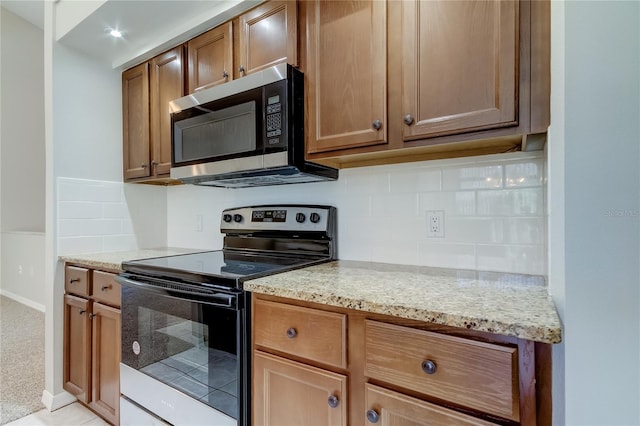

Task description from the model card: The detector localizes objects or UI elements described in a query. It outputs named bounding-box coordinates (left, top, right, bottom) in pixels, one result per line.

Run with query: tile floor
left=5, top=403, right=108, bottom=426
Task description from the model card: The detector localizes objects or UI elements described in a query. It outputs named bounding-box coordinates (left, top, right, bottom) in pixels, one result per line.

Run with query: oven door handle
left=115, top=276, right=236, bottom=309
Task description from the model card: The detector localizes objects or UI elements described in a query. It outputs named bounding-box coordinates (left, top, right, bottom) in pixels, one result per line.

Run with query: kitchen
left=0, top=0, right=638, bottom=425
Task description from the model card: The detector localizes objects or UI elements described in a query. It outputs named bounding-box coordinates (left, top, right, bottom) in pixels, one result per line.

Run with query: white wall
left=169, top=152, right=547, bottom=276
left=0, top=232, right=45, bottom=310
left=549, top=1, right=640, bottom=424
left=0, top=7, right=45, bottom=232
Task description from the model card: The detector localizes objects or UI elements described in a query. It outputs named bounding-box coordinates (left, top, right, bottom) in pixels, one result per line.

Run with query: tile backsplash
left=167, top=151, right=547, bottom=275
left=57, top=177, right=167, bottom=255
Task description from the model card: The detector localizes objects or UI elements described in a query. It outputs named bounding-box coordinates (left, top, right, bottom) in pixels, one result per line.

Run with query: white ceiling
left=1, top=0, right=262, bottom=70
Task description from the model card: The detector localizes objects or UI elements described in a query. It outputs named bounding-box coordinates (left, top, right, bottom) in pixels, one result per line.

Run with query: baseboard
left=0, top=289, right=46, bottom=312
left=41, top=389, right=77, bottom=411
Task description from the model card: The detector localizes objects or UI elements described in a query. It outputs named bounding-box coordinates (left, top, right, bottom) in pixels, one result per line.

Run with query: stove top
left=122, top=250, right=326, bottom=289
left=121, top=205, right=337, bottom=290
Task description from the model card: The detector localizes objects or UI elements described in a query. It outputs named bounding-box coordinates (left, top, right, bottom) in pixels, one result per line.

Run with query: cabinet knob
left=366, top=409, right=379, bottom=423
left=101, top=285, right=111, bottom=292
left=69, top=278, right=80, bottom=284
left=372, top=120, right=382, bottom=130
left=327, top=394, right=339, bottom=408
left=222, top=70, right=229, bottom=80
left=286, top=327, right=297, bottom=338
left=239, top=65, right=246, bottom=76
left=151, top=160, right=158, bottom=167
left=89, top=313, right=96, bottom=319
left=141, top=164, right=148, bottom=169
left=79, top=310, right=86, bottom=315
left=421, top=359, right=437, bottom=375
left=403, top=114, right=414, bottom=126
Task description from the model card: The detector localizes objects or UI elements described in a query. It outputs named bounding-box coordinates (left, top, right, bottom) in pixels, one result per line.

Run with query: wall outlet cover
left=426, top=210, right=444, bottom=237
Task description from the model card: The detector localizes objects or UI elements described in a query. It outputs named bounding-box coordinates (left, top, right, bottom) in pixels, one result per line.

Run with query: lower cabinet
left=63, top=265, right=121, bottom=426
left=253, top=351, right=347, bottom=426
left=252, top=294, right=551, bottom=426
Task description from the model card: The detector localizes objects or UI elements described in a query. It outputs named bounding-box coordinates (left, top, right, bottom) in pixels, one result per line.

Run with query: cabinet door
left=122, top=62, right=150, bottom=180
left=365, top=384, right=499, bottom=426
left=305, top=0, right=387, bottom=153
left=254, top=351, right=347, bottom=426
left=89, top=302, right=121, bottom=426
left=401, top=0, right=518, bottom=140
left=238, top=0, right=297, bottom=76
left=188, top=22, right=233, bottom=93
left=150, top=46, right=184, bottom=176
left=63, top=295, right=91, bottom=403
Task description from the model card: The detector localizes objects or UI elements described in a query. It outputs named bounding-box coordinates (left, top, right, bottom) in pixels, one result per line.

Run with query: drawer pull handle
left=286, top=327, right=297, bottom=339
left=327, top=395, right=339, bottom=408
left=421, top=359, right=437, bottom=375
left=79, top=310, right=86, bottom=315
left=69, top=278, right=80, bottom=283
left=366, top=409, right=379, bottom=423
left=89, top=313, right=96, bottom=319
left=101, top=285, right=111, bottom=291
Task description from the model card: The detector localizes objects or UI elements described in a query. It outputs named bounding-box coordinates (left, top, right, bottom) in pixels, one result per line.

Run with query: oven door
left=117, top=275, right=249, bottom=426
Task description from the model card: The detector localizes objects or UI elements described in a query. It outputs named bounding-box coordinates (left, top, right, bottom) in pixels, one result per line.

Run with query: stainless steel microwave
left=169, top=63, right=338, bottom=188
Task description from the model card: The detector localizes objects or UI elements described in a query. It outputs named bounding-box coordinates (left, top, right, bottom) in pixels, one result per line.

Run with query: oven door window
left=121, top=286, right=241, bottom=419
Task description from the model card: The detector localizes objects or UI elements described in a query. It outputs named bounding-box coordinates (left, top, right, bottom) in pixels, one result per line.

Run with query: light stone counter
left=59, top=248, right=205, bottom=271
left=245, top=260, right=562, bottom=344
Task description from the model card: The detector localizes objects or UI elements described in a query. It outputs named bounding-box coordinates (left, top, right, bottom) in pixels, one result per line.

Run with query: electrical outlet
left=195, top=214, right=203, bottom=232
left=426, top=210, right=444, bottom=237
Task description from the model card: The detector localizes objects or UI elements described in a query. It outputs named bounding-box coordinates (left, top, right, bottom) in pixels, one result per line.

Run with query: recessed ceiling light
left=109, top=29, right=122, bottom=38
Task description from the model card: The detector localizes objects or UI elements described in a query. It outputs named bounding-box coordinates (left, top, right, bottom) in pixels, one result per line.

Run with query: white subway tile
left=344, top=172, right=390, bottom=194
left=419, top=191, right=476, bottom=216
left=371, top=240, right=419, bottom=265
left=389, top=169, right=442, bottom=193
left=58, top=202, right=102, bottom=219
left=442, top=165, right=503, bottom=190
left=337, top=194, right=372, bottom=217
left=503, top=217, right=546, bottom=244
left=59, top=219, right=122, bottom=237
left=477, top=188, right=544, bottom=216
left=102, top=235, right=138, bottom=252
left=476, top=244, right=546, bottom=275
left=57, top=236, right=103, bottom=255
left=102, top=203, right=130, bottom=219
left=417, top=242, right=476, bottom=269
left=337, top=240, right=373, bottom=262
left=444, top=217, right=505, bottom=244
left=371, top=193, right=419, bottom=217
left=505, top=160, right=544, bottom=188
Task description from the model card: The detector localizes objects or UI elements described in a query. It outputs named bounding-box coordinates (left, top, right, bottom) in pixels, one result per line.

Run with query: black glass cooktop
left=122, top=250, right=323, bottom=289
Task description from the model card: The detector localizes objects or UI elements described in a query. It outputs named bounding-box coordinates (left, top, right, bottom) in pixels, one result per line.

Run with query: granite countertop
left=245, top=260, right=562, bottom=344
left=59, top=247, right=204, bottom=271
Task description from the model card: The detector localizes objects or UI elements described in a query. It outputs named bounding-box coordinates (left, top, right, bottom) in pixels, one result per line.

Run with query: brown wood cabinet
left=122, top=46, right=184, bottom=183
left=252, top=293, right=552, bottom=426
left=63, top=265, right=121, bottom=426
left=304, top=0, right=550, bottom=168
left=304, top=0, right=387, bottom=154
left=188, top=0, right=297, bottom=93
left=254, top=351, right=347, bottom=425
left=188, top=22, right=233, bottom=93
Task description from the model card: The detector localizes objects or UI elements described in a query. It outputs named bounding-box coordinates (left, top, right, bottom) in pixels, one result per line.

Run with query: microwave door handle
left=115, top=276, right=236, bottom=308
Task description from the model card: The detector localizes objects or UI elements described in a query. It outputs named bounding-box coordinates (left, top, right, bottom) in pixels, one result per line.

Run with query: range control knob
left=296, top=213, right=306, bottom=223
left=233, top=214, right=243, bottom=223
left=223, top=214, right=233, bottom=223
left=310, top=212, right=321, bottom=223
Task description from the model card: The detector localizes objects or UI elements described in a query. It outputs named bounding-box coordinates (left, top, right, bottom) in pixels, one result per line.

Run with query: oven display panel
left=252, top=210, right=286, bottom=222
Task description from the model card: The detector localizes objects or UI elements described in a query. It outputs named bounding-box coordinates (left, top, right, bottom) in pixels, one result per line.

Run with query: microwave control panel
left=264, top=81, right=287, bottom=148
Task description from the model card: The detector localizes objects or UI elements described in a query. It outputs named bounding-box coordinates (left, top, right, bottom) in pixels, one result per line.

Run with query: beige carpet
left=0, top=296, right=45, bottom=425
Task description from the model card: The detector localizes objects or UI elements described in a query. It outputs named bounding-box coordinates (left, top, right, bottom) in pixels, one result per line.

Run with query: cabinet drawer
left=91, top=271, right=121, bottom=308
left=65, top=266, right=90, bottom=297
left=365, top=320, right=519, bottom=421
left=365, top=383, right=500, bottom=425
left=254, top=299, right=347, bottom=369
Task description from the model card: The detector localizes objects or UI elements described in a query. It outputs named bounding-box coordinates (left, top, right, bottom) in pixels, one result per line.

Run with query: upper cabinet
left=304, top=0, right=550, bottom=167
left=238, top=1, right=298, bottom=76
left=187, top=1, right=297, bottom=94
left=122, top=46, right=184, bottom=183
left=401, top=0, right=517, bottom=140
left=187, top=22, right=233, bottom=93
left=304, top=0, right=387, bottom=154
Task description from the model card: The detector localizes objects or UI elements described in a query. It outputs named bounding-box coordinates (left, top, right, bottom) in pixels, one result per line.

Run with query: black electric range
left=117, top=205, right=336, bottom=426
